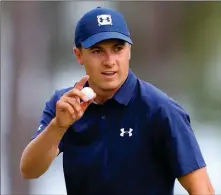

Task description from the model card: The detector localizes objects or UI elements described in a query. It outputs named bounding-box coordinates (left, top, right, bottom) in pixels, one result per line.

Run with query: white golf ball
left=81, top=87, right=95, bottom=100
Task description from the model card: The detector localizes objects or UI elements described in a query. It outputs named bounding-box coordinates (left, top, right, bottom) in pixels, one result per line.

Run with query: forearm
left=20, top=119, right=67, bottom=179
left=188, top=186, right=215, bottom=195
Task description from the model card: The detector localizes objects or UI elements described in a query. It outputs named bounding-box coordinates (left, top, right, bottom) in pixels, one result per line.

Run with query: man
left=20, top=7, right=214, bottom=195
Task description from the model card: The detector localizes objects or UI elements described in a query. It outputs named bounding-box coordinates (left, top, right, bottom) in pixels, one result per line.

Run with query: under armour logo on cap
left=97, top=14, right=112, bottom=26
left=120, top=128, right=133, bottom=137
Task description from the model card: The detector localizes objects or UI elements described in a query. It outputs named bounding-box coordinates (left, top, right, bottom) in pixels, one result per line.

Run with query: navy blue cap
left=74, top=7, right=133, bottom=48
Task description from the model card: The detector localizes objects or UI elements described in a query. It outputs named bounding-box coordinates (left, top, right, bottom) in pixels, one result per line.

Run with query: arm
left=178, top=167, right=214, bottom=195
left=156, top=99, right=214, bottom=194
left=20, top=75, right=95, bottom=179
left=20, top=119, right=66, bottom=179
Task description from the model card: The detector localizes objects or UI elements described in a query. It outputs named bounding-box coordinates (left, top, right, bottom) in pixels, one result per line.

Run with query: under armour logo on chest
left=120, top=128, right=133, bottom=137
left=97, top=14, right=112, bottom=26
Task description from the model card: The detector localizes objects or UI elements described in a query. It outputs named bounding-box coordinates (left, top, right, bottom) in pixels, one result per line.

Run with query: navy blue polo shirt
left=33, top=70, right=206, bottom=195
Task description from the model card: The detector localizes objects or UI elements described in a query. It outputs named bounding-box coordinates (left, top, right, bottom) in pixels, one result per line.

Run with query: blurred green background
left=1, top=1, right=221, bottom=194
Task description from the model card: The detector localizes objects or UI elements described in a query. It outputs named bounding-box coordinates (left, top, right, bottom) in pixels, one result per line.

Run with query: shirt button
left=101, top=115, right=106, bottom=119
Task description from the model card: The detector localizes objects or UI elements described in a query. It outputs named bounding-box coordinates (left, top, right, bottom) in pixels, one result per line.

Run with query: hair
left=78, top=45, right=82, bottom=50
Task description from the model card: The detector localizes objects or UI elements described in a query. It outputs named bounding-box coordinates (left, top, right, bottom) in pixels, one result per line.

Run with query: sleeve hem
left=176, top=161, right=207, bottom=178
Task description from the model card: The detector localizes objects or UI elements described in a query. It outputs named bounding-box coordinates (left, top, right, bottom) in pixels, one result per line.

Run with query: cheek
left=119, top=56, right=130, bottom=69
left=84, top=60, right=100, bottom=75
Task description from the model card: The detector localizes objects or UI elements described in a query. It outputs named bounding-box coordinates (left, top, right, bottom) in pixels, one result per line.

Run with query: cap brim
left=81, top=32, right=133, bottom=48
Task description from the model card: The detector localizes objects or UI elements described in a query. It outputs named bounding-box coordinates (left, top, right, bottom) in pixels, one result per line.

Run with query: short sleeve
left=31, top=90, right=64, bottom=153
left=157, top=99, right=206, bottom=178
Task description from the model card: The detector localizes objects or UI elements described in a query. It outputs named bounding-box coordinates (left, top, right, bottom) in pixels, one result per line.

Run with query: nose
left=102, top=52, right=115, bottom=67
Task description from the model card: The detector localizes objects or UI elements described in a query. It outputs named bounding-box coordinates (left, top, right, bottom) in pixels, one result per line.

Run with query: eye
left=114, top=46, right=123, bottom=52
left=92, top=49, right=102, bottom=54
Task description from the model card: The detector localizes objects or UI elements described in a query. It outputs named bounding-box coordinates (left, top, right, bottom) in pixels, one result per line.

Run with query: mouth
left=101, top=71, right=116, bottom=76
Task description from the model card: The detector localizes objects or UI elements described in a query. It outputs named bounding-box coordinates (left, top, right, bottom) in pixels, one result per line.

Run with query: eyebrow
left=88, top=41, right=126, bottom=50
left=88, top=45, right=103, bottom=50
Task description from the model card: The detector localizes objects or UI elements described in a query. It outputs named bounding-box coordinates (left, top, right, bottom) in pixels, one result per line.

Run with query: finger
left=74, top=75, right=89, bottom=90
left=65, top=88, right=89, bottom=102
left=62, top=96, right=83, bottom=118
left=56, top=100, right=76, bottom=119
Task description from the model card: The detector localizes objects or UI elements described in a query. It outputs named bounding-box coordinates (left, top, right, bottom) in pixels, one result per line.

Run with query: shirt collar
left=112, top=69, right=137, bottom=105
left=84, top=69, right=137, bottom=106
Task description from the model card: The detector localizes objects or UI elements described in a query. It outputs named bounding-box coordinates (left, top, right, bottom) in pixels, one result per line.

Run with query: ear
left=128, top=47, right=131, bottom=60
left=127, top=44, right=131, bottom=60
left=73, top=47, right=84, bottom=65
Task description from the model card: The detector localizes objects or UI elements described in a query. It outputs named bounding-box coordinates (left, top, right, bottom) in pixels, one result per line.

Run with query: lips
left=101, top=71, right=116, bottom=76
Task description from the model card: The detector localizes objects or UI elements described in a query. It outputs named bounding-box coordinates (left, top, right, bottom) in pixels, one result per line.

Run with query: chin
left=100, top=82, right=121, bottom=91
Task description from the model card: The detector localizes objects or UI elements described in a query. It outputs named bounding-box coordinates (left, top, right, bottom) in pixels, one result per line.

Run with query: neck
left=94, top=88, right=118, bottom=105
left=88, top=83, right=120, bottom=105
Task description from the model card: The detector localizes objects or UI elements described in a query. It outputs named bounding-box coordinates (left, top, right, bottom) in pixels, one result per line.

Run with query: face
left=73, top=39, right=131, bottom=94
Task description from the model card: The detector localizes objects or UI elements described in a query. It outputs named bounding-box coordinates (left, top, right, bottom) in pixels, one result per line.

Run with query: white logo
left=97, top=14, right=112, bottom=26
left=37, top=124, right=43, bottom=132
left=120, top=128, right=133, bottom=137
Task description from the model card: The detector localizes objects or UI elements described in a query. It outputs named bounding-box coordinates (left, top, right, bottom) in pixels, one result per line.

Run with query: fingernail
left=83, top=96, right=89, bottom=102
